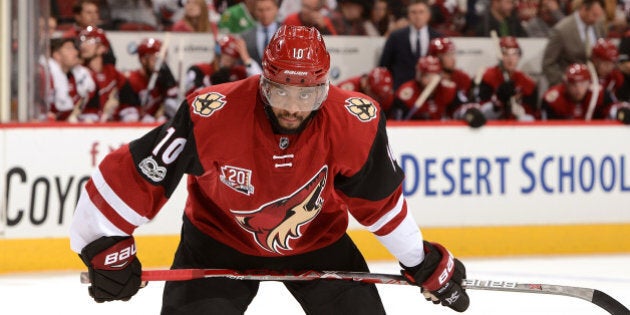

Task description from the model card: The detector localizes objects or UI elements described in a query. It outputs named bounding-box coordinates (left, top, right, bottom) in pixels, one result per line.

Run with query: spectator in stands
left=118, top=38, right=180, bottom=123
left=379, top=0, right=442, bottom=90
left=62, top=0, right=101, bottom=38
left=392, top=56, right=486, bottom=127
left=78, top=26, right=127, bottom=122
left=337, top=67, right=395, bottom=113
left=542, top=0, right=606, bottom=86
left=330, top=0, right=378, bottom=35
left=277, top=0, right=337, bottom=21
left=427, top=37, right=473, bottom=103
left=541, top=63, right=611, bottom=119
left=603, top=0, right=628, bottom=37
left=369, top=0, right=397, bottom=36
left=475, top=36, right=538, bottom=121
left=219, top=0, right=257, bottom=34
left=283, top=0, right=338, bottom=35
left=172, top=0, right=215, bottom=33
left=616, top=31, right=630, bottom=102
left=63, top=0, right=117, bottom=65
left=185, top=34, right=262, bottom=95
left=522, top=0, right=566, bottom=37
left=241, top=0, right=281, bottom=66
left=590, top=38, right=625, bottom=102
left=474, top=0, right=528, bottom=37
left=106, top=0, right=159, bottom=30
left=44, top=37, right=97, bottom=122
left=430, top=0, right=467, bottom=36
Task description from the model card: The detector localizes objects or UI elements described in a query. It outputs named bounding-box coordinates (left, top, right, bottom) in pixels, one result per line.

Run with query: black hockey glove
left=496, top=81, right=516, bottom=105
left=401, top=241, right=469, bottom=312
left=616, top=107, right=630, bottom=125
left=80, top=236, right=142, bottom=303
left=464, top=107, right=486, bottom=128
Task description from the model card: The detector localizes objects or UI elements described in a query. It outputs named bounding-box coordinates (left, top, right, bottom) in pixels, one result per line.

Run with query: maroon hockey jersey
left=73, top=75, right=407, bottom=257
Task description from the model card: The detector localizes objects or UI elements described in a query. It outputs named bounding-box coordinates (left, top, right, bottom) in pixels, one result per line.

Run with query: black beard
left=263, top=104, right=316, bottom=135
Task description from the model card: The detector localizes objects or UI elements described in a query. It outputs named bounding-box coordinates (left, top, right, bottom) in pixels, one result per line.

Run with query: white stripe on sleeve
left=69, top=187, right=128, bottom=253
left=92, top=169, right=150, bottom=227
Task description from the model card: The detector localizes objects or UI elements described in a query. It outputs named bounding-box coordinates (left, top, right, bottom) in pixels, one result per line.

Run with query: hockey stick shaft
left=79, top=269, right=629, bottom=314
left=585, top=60, right=600, bottom=121
left=404, top=74, right=440, bottom=120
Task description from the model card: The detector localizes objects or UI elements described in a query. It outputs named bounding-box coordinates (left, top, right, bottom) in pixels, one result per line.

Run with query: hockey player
left=393, top=55, right=486, bottom=127
left=44, top=37, right=97, bottom=122
left=427, top=37, right=473, bottom=106
left=590, top=38, right=625, bottom=103
left=117, top=38, right=180, bottom=122
left=541, top=63, right=609, bottom=120
left=476, top=36, right=538, bottom=121
left=185, top=34, right=262, bottom=95
left=70, top=25, right=469, bottom=313
left=78, top=26, right=127, bottom=122
left=337, top=67, right=394, bottom=113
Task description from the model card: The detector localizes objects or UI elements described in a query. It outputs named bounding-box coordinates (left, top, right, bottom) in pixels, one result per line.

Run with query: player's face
left=219, top=54, right=237, bottom=68
left=261, top=78, right=328, bottom=131
left=594, top=59, right=615, bottom=78
left=566, top=80, right=590, bottom=102
left=57, top=42, right=80, bottom=69
left=501, top=49, right=520, bottom=72
left=79, top=39, right=99, bottom=60
left=141, top=54, right=158, bottom=74
left=440, top=52, right=456, bottom=70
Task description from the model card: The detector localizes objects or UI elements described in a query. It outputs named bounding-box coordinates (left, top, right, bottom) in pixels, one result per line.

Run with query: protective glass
left=260, top=77, right=329, bottom=112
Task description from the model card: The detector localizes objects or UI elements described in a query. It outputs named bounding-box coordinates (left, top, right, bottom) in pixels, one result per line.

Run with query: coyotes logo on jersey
left=230, top=166, right=328, bottom=254
left=344, top=97, right=377, bottom=122
left=192, top=92, right=226, bottom=117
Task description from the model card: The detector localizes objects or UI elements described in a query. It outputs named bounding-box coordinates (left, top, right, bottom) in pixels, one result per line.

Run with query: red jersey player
left=476, top=36, right=538, bottom=121
left=337, top=67, right=394, bottom=113
left=427, top=37, right=472, bottom=103
left=590, top=39, right=625, bottom=103
left=43, top=37, right=97, bottom=122
left=541, top=63, right=607, bottom=120
left=185, top=34, right=262, bottom=95
left=117, top=38, right=180, bottom=123
left=78, top=26, right=127, bottom=122
left=69, top=25, right=469, bottom=313
left=393, top=56, right=486, bottom=127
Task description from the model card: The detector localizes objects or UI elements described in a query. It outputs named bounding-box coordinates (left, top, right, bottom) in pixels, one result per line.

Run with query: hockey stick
left=80, top=269, right=629, bottom=314
left=403, top=74, right=441, bottom=120
left=141, top=32, right=171, bottom=110
left=585, top=60, right=601, bottom=121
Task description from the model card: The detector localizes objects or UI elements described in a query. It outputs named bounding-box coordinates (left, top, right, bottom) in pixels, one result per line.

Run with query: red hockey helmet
left=137, top=38, right=162, bottom=58
left=262, top=25, right=330, bottom=86
left=366, top=67, right=393, bottom=103
left=591, top=38, right=619, bottom=62
left=260, top=25, right=330, bottom=112
left=428, top=37, right=455, bottom=56
left=416, top=56, right=442, bottom=74
left=78, top=26, right=109, bottom=49
left=499, top=36, right=521, bottom=55
left=564, top=63, right=590, bottom=83
left=218, top=35, right=240, bottom=58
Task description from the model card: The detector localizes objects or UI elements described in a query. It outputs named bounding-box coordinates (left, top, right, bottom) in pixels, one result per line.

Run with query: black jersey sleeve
left=333, top=114, right=405, bottom=201
left=128, top=101, right=204, bottom=197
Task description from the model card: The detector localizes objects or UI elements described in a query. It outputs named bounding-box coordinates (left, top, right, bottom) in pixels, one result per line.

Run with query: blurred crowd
left=38, top=0, right=630, bottom=126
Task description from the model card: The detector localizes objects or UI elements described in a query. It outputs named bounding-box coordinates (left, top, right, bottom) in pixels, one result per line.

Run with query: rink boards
left=1, top=121, right=629, bottom=273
